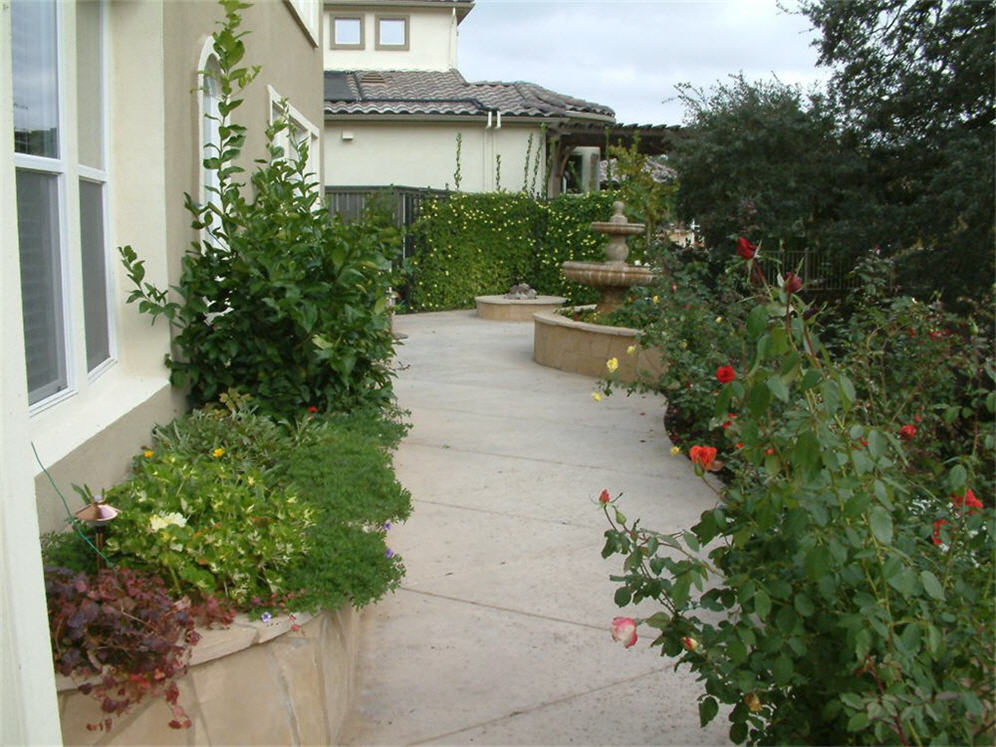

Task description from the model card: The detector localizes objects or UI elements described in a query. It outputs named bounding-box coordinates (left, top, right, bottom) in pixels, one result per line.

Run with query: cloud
left=457, top=0, right=829, bottom=125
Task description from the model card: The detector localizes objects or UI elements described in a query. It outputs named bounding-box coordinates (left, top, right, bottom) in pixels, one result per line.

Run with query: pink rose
left=610, top=617, right=638, bottom=648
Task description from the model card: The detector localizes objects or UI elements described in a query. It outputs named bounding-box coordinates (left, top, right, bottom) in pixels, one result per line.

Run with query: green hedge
left=408, top=191, right=628, bottom=311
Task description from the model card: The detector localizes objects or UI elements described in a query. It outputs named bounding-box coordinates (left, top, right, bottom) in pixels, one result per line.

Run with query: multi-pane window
left=12, top=0, right=111, bottom=406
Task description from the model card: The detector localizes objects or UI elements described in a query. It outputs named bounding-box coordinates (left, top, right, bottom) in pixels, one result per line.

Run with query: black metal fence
left=326, top=185, right=448, bottom=261
left=756, top=247, right=857, bottom=296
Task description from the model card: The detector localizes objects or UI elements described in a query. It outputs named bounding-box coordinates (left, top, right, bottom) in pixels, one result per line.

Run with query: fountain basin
left=475, top=294, right=566, bottom=322
left=533, top=309, right=665, bottom=383
left=561, top=261, right=654, bottom=313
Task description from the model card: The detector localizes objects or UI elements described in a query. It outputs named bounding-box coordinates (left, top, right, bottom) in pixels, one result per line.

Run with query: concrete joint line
left=398, top=587, right=606, bottom=632
left=409, top=666, right=671, bottom=746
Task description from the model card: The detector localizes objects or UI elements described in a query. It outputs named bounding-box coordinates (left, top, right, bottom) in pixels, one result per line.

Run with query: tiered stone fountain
left=533, top=201, right=663, bottom=382
left=561, top=201, right=654, bottom=313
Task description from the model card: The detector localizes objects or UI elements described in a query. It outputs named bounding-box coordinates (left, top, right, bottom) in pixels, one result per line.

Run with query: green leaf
left=793, top=593, right=815, bottom=617
left=947, top=464, right=967, bottom=492
left=772, top=653, right=793, bottom=686
left=920, top=570, right=945, bottom=601
left=754, top=589, right=771, bottom=619
left=613, top=587, right=631, bottom=607
left=868, top=506, right=893, bottom=545
left=699, top=696, right=719, bottom=727
left=847, top=711, right=870, bottom=732
left=747, top=382, right=772, bottom=417
left=767, top=374, right=790, bottom=402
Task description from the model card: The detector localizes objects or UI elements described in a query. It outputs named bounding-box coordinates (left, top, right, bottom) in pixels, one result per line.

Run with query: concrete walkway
left=341, top=311, right=728, bottom=746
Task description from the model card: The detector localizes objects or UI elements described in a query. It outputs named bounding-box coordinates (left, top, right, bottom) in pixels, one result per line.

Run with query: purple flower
left=383, top=522, right=392, bottom=530
left=261, top=611, right=273, bottom=623
left=385, top=548, right=394, bottom=558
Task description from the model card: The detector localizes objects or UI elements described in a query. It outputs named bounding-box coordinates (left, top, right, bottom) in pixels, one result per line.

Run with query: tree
left=670, top=76, right=872, bottom=261
left=798, top=0, right=995, bottom=301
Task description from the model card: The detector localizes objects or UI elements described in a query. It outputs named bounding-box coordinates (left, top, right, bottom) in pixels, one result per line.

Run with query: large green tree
left=799, top=0, right=995, bottom=301
left=670, top=76, right=873, bottom=264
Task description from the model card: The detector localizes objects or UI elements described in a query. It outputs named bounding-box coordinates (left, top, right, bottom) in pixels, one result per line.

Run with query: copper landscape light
left=74, top=495, right=120, bottom=570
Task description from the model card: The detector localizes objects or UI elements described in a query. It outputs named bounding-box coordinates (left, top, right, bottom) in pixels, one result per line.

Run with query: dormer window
left=331, top=16, right=363, bottom=49
left=376, top=15, right=408, bottom=50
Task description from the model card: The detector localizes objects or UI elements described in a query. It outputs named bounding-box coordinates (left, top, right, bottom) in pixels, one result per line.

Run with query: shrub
left=120, top=2, right=395, bottom=417
left=407, top=191, right=619, bottom=311
left=602, top=263, right=995, bottom=744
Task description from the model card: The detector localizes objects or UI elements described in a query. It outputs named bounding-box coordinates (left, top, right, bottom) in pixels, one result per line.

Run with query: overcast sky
left=456, top=0, right=829, bottom=126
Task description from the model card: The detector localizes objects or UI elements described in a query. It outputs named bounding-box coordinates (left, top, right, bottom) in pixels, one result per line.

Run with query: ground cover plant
left=600, top=243, right=994, bottom=744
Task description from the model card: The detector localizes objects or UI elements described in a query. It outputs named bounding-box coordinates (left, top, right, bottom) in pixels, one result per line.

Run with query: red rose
left=736, top=237, right=758, bottom=260
left=689, top=445, right=717, bottom=471
left=951, top=488, right=983, bottom=513
left=932, top=519, right=947, bottom=546
left=715, top=365, right=736, bottom=384
left=899, top=424, right=916, bottom=440
left=599, top=489, right=611, bottom=504
left=783, top=272, right=802, bottom=294
left=306, top=406, right=319, bottom=413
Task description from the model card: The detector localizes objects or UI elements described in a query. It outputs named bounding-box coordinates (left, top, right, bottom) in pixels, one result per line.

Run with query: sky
left=456, top=0, right=830, bottom=127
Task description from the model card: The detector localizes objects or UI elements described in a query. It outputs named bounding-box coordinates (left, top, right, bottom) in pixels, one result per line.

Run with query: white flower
left=149, top=512, right=187, bottom=532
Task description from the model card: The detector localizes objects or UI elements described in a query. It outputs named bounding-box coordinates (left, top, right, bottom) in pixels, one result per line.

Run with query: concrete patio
left=341, top=310, right=729, bottom=746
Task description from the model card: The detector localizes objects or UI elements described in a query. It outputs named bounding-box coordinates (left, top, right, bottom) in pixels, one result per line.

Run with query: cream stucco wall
left=325, top=119, right=549, bottom=193
left=33, top=0, right=326, bottom=534
left=324, top=4, right=458, bottom=71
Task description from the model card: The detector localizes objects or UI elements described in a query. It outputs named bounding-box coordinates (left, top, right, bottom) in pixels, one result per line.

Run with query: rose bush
left=601, top=250, right=994, bottom=744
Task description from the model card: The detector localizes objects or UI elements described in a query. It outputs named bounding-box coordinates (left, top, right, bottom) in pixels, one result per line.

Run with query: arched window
left=198, top=39, right=223, bottom=247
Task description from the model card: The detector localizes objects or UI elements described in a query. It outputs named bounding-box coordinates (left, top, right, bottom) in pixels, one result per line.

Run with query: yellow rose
left=606, top=357, right=619, bottom=373
left=591, top=392, right=603, bottom=402
left=626, top=345, right=636, bottom=355
left=670, top=445, right=681, bottom=456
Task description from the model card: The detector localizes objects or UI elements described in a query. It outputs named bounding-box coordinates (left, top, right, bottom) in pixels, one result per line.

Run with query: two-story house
left=322, top=0, right=623, bottom=198
left=2, top=2, right=323, bottom=740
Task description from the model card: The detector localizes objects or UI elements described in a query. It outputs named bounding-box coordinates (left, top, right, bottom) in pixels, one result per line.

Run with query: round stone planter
left=475, top=294, right=566, bottom=322
left=56, top=606, right=360, bottom=745
left=533, top=309, right=665, bottom=383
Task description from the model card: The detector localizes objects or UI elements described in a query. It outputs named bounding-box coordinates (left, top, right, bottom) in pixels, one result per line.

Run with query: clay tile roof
left=323, top=69, right=615, bottom=121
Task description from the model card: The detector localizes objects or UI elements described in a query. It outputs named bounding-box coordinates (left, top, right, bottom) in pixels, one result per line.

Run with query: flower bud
left=736, top=237, right=758, bottom=260
left=899, top=424, right=916, bottom=440
left=783, top=272, right=802, bottom=294
left=599, top=489, right=611, bottom=504
left=681, top=636, right=700, bottom=652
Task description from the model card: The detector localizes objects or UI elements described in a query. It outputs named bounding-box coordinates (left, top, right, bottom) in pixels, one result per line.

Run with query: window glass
left=333, top=17, right=362, bottom=46
left=76, top=0, right=104, bottom=170
left=12, top=0, right=60, bottom=157
left=17, top=171, right=67, bottom=403
left=80, top=180, right=110, bottom=371
left=377, top=17, right=407, bottom=47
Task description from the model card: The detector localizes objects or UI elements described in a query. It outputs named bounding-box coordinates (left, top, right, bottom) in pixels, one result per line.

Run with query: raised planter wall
left=475, top=295, right=566, bottom=322
left=57, top=606, right=359, bottom=746
left=533, top=310, right=665, bottom=383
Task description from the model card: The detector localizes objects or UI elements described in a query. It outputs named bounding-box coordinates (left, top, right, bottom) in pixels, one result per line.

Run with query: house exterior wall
left=4, top=0, right=324, bottom=739
left=31, top=1, right=325, bottom=535
left=1, top=3, right=63, bottom=740
left=325, top=119, right=548, bottom=194
left=324, top=3, right=458, bottom=71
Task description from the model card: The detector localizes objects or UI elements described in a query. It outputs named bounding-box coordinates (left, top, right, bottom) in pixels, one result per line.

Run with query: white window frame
left=197, top=38, right=225, bottom=250
left=13, top=0, right=74, bottom=411
left=284, top=0, right=320, bottom=46
left=78, top=0, right=115, bottom=381
left=330, top=15, right=364, bottom=49
left=267, top=85, right=320, bottom=187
